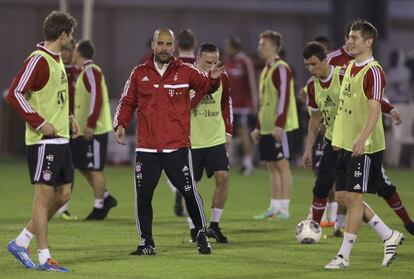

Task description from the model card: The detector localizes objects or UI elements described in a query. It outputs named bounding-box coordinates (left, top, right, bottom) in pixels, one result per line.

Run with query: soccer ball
left=295, top=220, right=322, bottom=244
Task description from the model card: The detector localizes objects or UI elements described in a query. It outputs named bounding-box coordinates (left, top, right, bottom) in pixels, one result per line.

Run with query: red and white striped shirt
left=79, top=60, right=104, bottom=129
left=6, top=43, right=61, bottom=130
left=224, top=51, right=257, bottom=113
left=327, top=46, right=353, bottom=68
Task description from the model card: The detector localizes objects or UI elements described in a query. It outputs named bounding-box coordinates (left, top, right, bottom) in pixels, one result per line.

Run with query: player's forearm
left=305, top=113, right=321, bottom=152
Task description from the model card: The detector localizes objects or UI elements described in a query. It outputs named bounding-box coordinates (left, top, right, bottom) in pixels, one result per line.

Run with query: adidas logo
left=88, top=162, right=94, bottom=168
left=277, top=152, right=283, bottom=159
left=141, top=76, right=149, bottom=81
left=182, top=165, right=189, bottom=172
left=353, top=184, right=361, bottom=190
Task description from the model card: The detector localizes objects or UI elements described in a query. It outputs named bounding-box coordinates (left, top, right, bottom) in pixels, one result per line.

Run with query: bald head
left=153, top=28, right=175, bottom=43
left=152, top=28, right=175, bottom=64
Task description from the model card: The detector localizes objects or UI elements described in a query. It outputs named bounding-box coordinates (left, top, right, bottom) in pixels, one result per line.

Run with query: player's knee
left=312, top=186, right=329, bottom=199
left=377, top=184, right=396, bottom=200
left=335, top=192, right=347, bottom=208
left=215, top=173, right=229, bottom=190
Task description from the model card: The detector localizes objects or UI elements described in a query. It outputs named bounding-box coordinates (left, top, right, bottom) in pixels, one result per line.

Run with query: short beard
left=155, top=54, right=172, bottom=64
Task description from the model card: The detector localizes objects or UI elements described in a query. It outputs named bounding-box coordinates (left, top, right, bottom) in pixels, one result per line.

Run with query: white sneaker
left=325, top=255, right=349, bottom=269
left=382, top=230, right=404, bottom=267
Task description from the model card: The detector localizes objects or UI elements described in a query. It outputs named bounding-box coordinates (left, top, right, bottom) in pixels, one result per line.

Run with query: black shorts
left=233, top=112, right=255, bottom=130
left=70, top=133, right=108, bottom=171
left=258, top=134, right=290, bottom=161
left=336, top=150, right=383, bottom=194
left=27, top=143, right=74, bottom=186
left=191, top=144, right=229, bottom=182
left=313, top=140, right=339, bottom=198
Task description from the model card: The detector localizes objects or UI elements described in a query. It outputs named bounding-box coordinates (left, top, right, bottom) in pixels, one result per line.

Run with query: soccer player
left=71, top=40, right=117, bottom=220
left=325, top=20, right=404, bottom=269
left=185, top=43, right=232, bottom=243
left=6, top=10, right=77, bottom=272
left=57, top=37, right=79, bottom=221
left=328, top=25, right=414, bottom=236
left=114, top=28, right=224, bottom=255
left=171, top=29, right=198, bottom=217
left=302, top=41, right=397, bottom=236
left=251, top=30, right=298, bottom=220
left=224, top=36, right=258, bottom=176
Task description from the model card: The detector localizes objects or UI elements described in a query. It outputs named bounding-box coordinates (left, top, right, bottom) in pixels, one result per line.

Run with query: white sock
left=329, top=202, right=338, bottom=222
left=57, top=202, right=69, bottom=214
left=38, top=249, right=51, bottom=265
left=321, top=203, right=330, bottom=222
left=243, top=155, right=253, bottom=168
left=211, top=208, right=223, bottom=223
left=335, top=214, right=346, bottom=231
left=15, top=228, right=34, bottom=248
left=94, top=199, right=104, bottom=209
left=187, top=217, right=195, bottom=229
left=103, top=190, right=109, bottom=199
left=281, top=199, right=290, bottom=214
left=367, top=214, right=393, bottom=241
left=270, top=199, right=280, bottom=213
left=338, top=232, right=357, bottom=260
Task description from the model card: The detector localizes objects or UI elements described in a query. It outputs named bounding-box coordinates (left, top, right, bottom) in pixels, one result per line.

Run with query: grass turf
left=0, top=156, right=413, bottom=279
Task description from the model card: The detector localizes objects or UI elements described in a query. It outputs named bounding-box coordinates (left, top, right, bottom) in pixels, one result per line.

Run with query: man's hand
left=84, top=126, right=94, bottom=141
left=69, top=116, right=80, bottom=139
left=352, top=134, right=367, bottom=157
left=250, top=128, right=260, bottom=144
left=225, top=133, right=232, bottom=151
left=40, top=122, right=58, bottom=137
left=210, top=62, right=225, bottom=79
left=115, top=126, right=126, bottom=145
left=390, top=110, right=402, bottom=125
left=271, top=126, right=284, bottom=142
left=302, top=149, right=312, bottom=169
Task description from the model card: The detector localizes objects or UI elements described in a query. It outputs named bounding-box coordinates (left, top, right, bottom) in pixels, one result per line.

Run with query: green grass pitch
left=0, top=156, right=413, bottom=279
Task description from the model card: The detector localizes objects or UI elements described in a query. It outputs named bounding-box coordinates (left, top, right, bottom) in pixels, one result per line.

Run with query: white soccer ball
left=295, top=220, right=322, bottom=244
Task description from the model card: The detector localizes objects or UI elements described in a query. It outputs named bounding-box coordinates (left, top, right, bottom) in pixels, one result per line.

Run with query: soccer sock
left=38, top=249, right=51, bottom=265
left=335, top=214, right=346, bottom=231
left=103, top=190, right=109, bottom=199
left=329, top=202, right=338, bottom=222
left=211, top=208, right=223, bottom=223
left=367, top=214, right=393, bottom=241
left=270, top=199, right=280, bottom=213
left=15, top=228, right=34, bottom=248
left=57, top=202, right=69, bottom=214
left=94, top=199, right=104, bottom=209
left=385, top=192, right=412, bottom=225
left=338, top=232, right=356, bottom=260
left=312, top=196, right=327, bottom=224
left=187, top=217, right=195, bottom=229
left=281, top=199, right=290, bottom=214
left=243, top=155, right=253, bottom=168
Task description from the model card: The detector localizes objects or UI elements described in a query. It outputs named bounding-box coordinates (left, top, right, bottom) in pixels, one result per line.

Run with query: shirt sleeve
left=272, top=63, right=292, bottom=128
left=306, top=78, right=319, bottom=111
left=113, top=67, right=138, bottom=129
left=380, top=97, right=394, bottom=114
left=187, top=64, right=220, bottom=96
left=364, top=66, right=385, bottom=101
left=6, top=54, right=49, bottom=130
left=84, top=67, right=103, bottom=129
left=221, top=73, right=233, bottom=135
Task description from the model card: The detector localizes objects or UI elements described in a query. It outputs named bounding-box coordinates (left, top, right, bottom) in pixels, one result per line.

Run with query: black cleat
left=404, top=221, right=414, bottom=235
left=85, top=207, right=107, bottom=220
left=174, top=192, right=184, bottom=217
left=207, top=223, right=228, bottom=243
left=190, top=228, right=197, bottom=243
left=104, top=195, right=118, bottom=211
left=196, top=230, right=211, bottom=254
left=130, top=245, right=156, bottom=256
